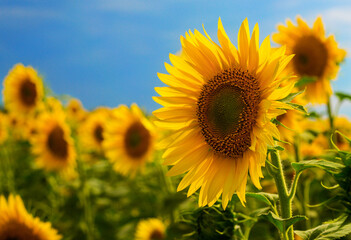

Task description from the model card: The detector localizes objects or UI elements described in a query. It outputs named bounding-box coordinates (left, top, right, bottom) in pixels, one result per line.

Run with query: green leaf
left=295, top=214, right=351, bottom=240
left=261, top=211, right=307, bottom=232
left=278, top=89, right=305, bottom=103
left=292, top=160, right=344, bottom=174
left=232, top=192, right=279, bottom=207
left=286, top=102, right=308, bottom=114
left=335, top=91, right=351, bottom=102
left=268, top=145, right=285, bottom=151
left=295, top=76, right=317, bottom=88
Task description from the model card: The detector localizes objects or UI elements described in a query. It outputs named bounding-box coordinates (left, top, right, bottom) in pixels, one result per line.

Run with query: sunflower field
left=1, top=13, right=351, bottom=240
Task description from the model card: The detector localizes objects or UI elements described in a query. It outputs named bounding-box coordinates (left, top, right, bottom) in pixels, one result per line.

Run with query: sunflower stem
left=270, top=150, right=294, bottom=240
left=327, top=97, right=335, bottom=146
left=77, top=159, right=95, bottom=240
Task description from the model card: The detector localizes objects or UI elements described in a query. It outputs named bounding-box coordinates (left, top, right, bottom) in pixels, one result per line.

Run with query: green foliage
left=335, top=92, right=351, bottom=103
left=294, top=76, right=317, bottom=88
left=291, top=160, right=344, bottom=174
left=295, top=214, right=351, bottom=240
left=260, top=211, right=307, bottom=233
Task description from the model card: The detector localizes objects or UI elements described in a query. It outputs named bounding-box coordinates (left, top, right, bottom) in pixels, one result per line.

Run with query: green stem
left=288, top=172, right=301, bottom=200
left=77, top=159, right=95, bottom=240
left=270, top=150, right=294, bottom=240
left=327, top=97, right=335, bottom=146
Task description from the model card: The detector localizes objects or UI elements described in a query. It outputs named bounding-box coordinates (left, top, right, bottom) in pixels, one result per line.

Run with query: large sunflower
left=153, top=18, right=295, bottom=208
left=273, top=16, right=346, bottom=104
left=0, top=195, right=61, bottom=240
left=31, top=111, right=76, bottom=172
left=135, top=218, right=166, bottom=240
left=3, top=63, right=44, bottom=115
left=103, top=104, right=156, bottom=177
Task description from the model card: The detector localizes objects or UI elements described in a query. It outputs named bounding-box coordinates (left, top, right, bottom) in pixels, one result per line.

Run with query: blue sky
left=1, top=0, right=351, bottom=116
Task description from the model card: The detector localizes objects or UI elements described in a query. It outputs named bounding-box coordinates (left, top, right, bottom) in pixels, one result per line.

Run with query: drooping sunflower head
left=103, top=104, right=156, bottom=177
left=79, top=107, right=111, bottom=153
left=273, top=16, right=346, bottom=104
left=153, top=18, right=295, bottom=208
left=135, top=218, right=166, bottom=240
left=3, top=64, right=44, bottom=115
left=30, top=111, right=76, bottom=172
left=0, top=195, right=61, bottom=240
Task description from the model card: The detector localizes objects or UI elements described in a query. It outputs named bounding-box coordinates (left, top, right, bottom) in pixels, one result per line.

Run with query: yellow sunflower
left=334, top=117, right=351, bottom=151
left=31, top=111, right=76, bottom=172
left=273, top=16, right=346, bottom=104
left=0, top=195, right=61, bottom=240
left=135, top=218, right=166, bottom=240
left=0, top=112, right=8, bottom=144
left=79, top=107, right=111, bottom=153
left=3, top=63, right=44, bottom=115
left=103, top=104, right=156, bottom=177
left=153, top=18, right=295, bottom=208
left=66, top=98, right=87, bottom=123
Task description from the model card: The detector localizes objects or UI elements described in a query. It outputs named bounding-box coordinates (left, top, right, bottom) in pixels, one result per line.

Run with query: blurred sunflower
left=135, top=218, right=166, bottom=240
left=66, top=98, right=87, bottom=123
left=273, top=16, right=346, bottom=104
left=0, top=195, right=61, bottom=240
left=31, top=112, right=76, bottom=172
left=3, top=64, right=44, bottom=115
left=0, top=113, right=8, bottom=144
left=79, top=107, right=111, bottom=153
left=334, top=117, right=351, bottom=151
left=153, top=18, right=295, bottom=208
left=103, top=104, right=156, bottom=177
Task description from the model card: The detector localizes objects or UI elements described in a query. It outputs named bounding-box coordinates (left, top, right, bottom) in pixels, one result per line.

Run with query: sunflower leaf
left=295, top=76, right=317, bottom=88
left=260, top=211, right=307, bottom=232
left=335, top=91, right=351, bottom=102
left=278, top=89, right=305, bottom=103
left=292, top=160, right=344, bottom=174
left=295, top=214, right=351, bottom=240
left=285, top=102, right=308, bottom=114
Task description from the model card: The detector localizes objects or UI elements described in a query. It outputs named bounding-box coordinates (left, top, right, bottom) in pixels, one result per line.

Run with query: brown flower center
left=293, top=35, right=328, bottom=78
left=197, top=68, right=261, bottom=158
left=0, top=220, right=41, bottom=240
left=94, top=124, right=104, bottom=144
left=150, top=229, right=164, bottom=240
left=19, top=79, right=37, bottom=107
left=47, top=125, right=69, bottom=159
left=124, top=122, right=150, bottom=159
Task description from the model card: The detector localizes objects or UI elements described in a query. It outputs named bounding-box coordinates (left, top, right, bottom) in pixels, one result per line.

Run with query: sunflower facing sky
left=103, top=104, right=156, bottom=177
left=273, top=16, right=346, bottom=104
left=153, top=18, right=295, bottom=208
left=0, top=195, right=61, bottom=240
left=135, top=218, right=166, bottom=240
left=3, top=63, right=44, bottom=115
left=30, top=111, right=76, bottom=172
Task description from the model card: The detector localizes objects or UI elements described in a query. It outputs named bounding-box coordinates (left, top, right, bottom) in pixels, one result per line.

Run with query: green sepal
left=278, top=89, right=305, bottom=103
left=295, top=76, right=317, bottom=88
left=286, top=102, right=308, bottom=114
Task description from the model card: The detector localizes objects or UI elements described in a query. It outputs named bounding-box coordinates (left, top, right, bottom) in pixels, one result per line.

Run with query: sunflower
left=135, top=218, right=166, bottom=240
left=333, top=117, right=351, bottom=151
left=66, top=98, right=87, bottom=123
left=31, top=111, right=76, bottom=172
left=273, top=16, right=346, bottom=104
left=0, top=195, right=61, bottom=240
left=79, top=107, right=111, bottom=153
left=103, top=104, right=156, bottom=177
left=0, top=113, right=8, bottom=144
left=153, top=18, right=295, bottom=208
left=3, top=63, right=44, bottom=115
